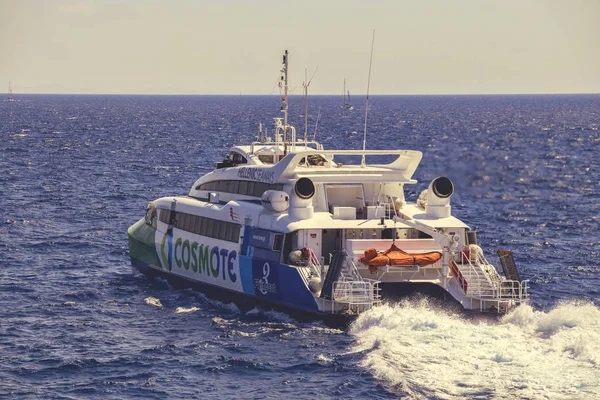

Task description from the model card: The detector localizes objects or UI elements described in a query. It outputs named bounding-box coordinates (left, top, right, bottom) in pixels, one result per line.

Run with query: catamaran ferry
left=127, top=51, right=528, bottom=322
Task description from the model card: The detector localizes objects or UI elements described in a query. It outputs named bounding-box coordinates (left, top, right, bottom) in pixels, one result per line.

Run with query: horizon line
left=5, top=92, right=600, bottom=97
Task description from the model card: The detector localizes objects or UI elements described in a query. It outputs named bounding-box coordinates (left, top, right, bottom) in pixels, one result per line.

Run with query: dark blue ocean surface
left=1, top=94, right=599, bottom=399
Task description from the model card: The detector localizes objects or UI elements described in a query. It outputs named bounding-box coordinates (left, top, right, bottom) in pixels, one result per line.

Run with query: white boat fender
left=469, top=244, right=483, bottom=262
left=308, top=277, right=321, bottom=293
left=288, top=249, right=303, bottom=265
left=394, top=197, right=404, bottom=210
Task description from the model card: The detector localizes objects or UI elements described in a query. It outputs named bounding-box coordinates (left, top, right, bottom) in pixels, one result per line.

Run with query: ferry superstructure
left=128, top=51, right=528, bottom=321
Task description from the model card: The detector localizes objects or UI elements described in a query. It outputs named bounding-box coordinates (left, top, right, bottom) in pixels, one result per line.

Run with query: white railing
left=497, top=279, right=530, bottom=301
left=305, top=248, right=323, bottom=279
left=332, top=279, right=382, bottom=313
left=299, top=248, right=385, bottom=315
left=311, top=253, right=381, bottom=314
left=454, top=250, right=529, bottom=309
left=455, top=251, right=486, bottom=298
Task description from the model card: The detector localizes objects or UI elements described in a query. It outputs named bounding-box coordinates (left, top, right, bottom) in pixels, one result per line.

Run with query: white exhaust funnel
left=426, top=176, right=454, bottom=218
left=289, top=177, right=314, bottom=219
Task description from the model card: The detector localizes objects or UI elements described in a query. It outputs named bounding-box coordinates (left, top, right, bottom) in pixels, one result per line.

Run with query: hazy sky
left=1, top=0, right=599, bottom=95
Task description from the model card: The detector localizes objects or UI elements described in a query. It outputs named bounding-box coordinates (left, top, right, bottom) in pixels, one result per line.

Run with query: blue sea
left=1, top=94, right=599, bottom=399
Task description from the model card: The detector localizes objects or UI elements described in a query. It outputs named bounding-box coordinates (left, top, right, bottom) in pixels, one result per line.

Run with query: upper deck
left=199, top=143, right=423, bottom=187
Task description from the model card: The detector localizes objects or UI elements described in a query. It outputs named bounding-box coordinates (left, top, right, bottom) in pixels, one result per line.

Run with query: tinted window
left=239, top=181, right=248, bottom=195
left=196, top=180, right=285, bottom=198
left=273, top=234, right=283, bottom=252
left=159, top=209, right=169, bottom=223
left=206, top=218, right=215, bottom=236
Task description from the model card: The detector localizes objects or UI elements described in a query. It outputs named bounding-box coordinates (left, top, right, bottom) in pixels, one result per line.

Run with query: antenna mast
left=362, top=30, right=375, bottom=167
left=313, top=107, right=321, bottom=141
left=279, top=50, right=289, bottom=143
left=304, top=68, right=308, bottom=143
left=302, top=66, right=319, bottom=143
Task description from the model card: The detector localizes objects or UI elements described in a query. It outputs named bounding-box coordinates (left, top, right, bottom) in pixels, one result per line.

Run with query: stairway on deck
left=454, top=262, right=498, bottom=299
left=455, top=262, right=523, bottom=301
left=334, top=254, right=377, bottom=302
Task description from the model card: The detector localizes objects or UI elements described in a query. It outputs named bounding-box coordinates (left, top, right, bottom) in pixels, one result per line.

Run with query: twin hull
left=128, top=218, right=320, bottom=313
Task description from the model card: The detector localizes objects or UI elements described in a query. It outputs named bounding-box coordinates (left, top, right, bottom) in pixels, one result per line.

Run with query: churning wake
left=349, top=300, right=599, bottom=400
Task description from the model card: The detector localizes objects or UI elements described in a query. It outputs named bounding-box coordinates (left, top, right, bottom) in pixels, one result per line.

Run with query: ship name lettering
left=237, top=167, right=275, bottom=184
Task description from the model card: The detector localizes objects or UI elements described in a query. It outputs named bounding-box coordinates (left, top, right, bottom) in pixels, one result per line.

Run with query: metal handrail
left=333, top=280, right=381, bottom=303
left=497, top=279, right=530, bottom=301
left=456, top=250, right=529, bottom=304
left=327, top=256, right=382, bottom=313
left=456, top=251, right=485, bottom=298
left=306, top=248, right=323, bottom=279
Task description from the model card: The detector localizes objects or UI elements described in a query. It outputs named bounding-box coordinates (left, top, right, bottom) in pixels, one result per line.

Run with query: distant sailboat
left=341, top=78, right=353, bottom=110
left=8, top=81, right=13, bottom=102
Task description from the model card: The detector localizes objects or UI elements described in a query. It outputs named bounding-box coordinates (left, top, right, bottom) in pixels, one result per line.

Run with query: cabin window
left=230, top=224, right=241, bottom=242
left=238, top=180, right=248, bottom=195
left=195, top=180, right=284, bottom=198
left=218, top=221, right=227, bottom=240
left=190, top=216, right=198, bottom=234
left=232, top=153, right=247, bottom=164
left=253, top=182, right=268, bottom=196
left=224, top=224, right=233, bottom=242
left=159, top=209, right=169, bottom=224
left=247, top=181, right=255, bottom=196
left=224, top=224, right=236, bottom=242
left=258, top=154, right=274, bottom=164
left=251, top=182, right=261, bottom=197
left=167, top=211, right=241, bottom=242
left=172, top=213, right=181, bottom=228
left=273, top=234, right=283, bottom=252
left=199, top=217, right=208, bottom=236
left=204, top=218, right=214, bottom=236
left=282, top=231, right=303, bottom=264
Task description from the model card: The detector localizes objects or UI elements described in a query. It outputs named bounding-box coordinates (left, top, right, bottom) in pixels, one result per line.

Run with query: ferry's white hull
left=128, top=218, right=362, bottom=320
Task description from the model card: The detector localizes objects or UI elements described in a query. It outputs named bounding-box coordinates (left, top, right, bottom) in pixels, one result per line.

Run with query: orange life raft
left=359, top=244, right=442, bottom=273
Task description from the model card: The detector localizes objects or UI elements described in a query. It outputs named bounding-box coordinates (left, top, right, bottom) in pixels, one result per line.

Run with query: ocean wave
left=349, top=300, right=600, bottom=399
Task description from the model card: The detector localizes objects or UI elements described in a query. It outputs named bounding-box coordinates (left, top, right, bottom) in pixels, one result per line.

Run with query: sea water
left=1, top=94, right=598, bottom=399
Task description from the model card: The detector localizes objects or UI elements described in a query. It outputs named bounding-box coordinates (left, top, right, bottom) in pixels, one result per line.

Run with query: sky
left=1, top=0, right=599, bottom=95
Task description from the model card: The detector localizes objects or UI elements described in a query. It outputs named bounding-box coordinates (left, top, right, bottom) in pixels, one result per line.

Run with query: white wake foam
left=349, top=299, right=600, bottom=399
left=144, top=297, right=163, bottom=307
left=175, top=306, right=199, bottom=313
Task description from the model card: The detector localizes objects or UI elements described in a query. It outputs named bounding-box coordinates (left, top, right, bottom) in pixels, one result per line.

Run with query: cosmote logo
left=171, top=238, right=237, bottom=283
